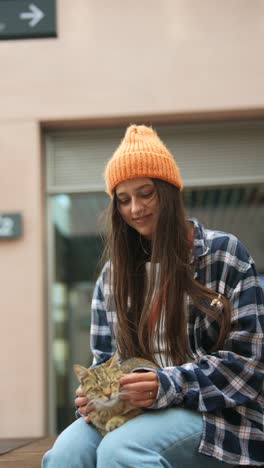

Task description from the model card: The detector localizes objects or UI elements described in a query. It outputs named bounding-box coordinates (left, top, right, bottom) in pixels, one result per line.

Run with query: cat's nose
left=104, top=389, right=112, bottom=399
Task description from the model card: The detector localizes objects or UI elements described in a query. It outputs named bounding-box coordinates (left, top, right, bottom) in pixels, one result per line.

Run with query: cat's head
left=74, top=353, right=123, bottom=409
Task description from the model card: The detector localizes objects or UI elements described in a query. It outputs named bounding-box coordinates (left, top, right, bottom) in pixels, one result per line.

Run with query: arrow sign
left=0, top=0, right=56, bottom=40
left=19, top=4, right=45, bottom=28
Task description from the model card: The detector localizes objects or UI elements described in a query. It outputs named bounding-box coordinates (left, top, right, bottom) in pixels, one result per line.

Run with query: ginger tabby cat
left=74, top=353, right=157, bottom=435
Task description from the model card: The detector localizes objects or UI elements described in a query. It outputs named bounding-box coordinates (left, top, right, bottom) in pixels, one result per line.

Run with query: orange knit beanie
left=104, top=125, right=183, bottom=194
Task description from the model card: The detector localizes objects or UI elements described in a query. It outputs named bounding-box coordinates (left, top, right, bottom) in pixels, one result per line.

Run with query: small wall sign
left=0, top=0, right=57, bottom=40
left=0, top=213, right=23, bottom=239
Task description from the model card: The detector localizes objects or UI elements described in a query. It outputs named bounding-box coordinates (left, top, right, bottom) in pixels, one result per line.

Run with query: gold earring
left=210, top=294, right=222, bottom=309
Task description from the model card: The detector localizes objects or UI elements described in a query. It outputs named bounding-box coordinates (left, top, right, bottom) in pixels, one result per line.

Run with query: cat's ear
left=108, top=352, right=120, bottom=368
left=73, top=364, right=89, bottom=382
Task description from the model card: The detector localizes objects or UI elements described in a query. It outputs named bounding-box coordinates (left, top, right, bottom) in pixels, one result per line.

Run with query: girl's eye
left=118, top=198, right=130, bottom=205
left=141, top=191, right=154, bottom=199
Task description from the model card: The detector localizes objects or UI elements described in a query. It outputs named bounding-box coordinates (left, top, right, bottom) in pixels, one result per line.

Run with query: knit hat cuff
left=105, top=151, right=183, bottom=194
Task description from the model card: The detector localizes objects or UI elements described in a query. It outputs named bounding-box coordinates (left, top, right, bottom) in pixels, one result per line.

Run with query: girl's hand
left=119, top=371, right=158, bottom=407
left=75, top=385, right=94, bottom=423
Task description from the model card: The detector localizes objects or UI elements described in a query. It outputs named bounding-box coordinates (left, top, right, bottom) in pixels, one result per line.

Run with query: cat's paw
left=106, top=416, right=125, bottom=432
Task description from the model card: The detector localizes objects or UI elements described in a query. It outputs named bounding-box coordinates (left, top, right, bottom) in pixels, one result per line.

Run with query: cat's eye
left=94, top=385, right=103, bottom=392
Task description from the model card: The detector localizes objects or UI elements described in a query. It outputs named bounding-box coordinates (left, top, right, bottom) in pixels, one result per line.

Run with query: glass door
left=49, top=192, right=108, bottom=433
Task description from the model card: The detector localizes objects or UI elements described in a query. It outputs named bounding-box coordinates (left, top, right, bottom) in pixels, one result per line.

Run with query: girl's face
left=115, top=177, right=159, bottom=240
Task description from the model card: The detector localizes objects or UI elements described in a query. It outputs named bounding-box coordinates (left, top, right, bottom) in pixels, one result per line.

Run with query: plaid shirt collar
left=188, top=217, right=209, bottom=262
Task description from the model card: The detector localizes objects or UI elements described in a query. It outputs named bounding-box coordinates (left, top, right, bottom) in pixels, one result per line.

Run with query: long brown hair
left=102, top=179, right=231, bottom=366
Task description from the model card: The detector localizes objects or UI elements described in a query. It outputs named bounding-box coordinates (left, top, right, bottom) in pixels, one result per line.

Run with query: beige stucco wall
left=0, top=121, right=45, bottom=437
left=0, top=0, right=264, bottom=437
left=1, top=0, right=264, bottom=122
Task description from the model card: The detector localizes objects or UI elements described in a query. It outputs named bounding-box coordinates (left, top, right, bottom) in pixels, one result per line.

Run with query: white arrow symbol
left=19, top=4, right=45, bottom=28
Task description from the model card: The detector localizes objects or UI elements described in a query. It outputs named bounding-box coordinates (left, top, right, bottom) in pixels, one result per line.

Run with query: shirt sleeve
left=90, top=262, right=115, bottom=366
left=151, top=257, right=264, bottom=412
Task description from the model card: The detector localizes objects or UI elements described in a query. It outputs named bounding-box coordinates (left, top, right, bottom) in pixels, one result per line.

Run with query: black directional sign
left=0, top=0, right=56, bottom=40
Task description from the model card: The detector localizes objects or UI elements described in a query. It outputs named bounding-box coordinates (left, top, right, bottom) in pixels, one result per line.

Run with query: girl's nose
left=131, top=197, right=142, bottom=215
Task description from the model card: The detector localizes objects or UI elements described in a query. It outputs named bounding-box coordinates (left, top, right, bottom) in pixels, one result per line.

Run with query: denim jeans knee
left=41, top=418, right=102, bottom=468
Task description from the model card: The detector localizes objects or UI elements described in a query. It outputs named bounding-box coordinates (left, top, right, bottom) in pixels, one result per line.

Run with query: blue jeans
left=42, top=408, right=234, bottom=467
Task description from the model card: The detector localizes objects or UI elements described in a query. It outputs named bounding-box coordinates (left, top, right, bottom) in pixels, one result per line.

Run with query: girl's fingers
left=121, top=381, right=157, bottom=393
left=130, top=398, right=154, bottom=408
left=128, top=390, right=156, bottom=401
left=75, top=385, right=93, bottom=421
left=120, top=371, right=157, bottom=385
left=120, top=389, right=157, bottom=401
left=120, top=372, right=159, bottom=399
left=120, top=372, right=158, bottom=402
left=128, top=390, right=157, bottom=407
left=75, top=386, right=94, bottom=416
left=75, top=386, right=89, bottom=409
left=75, top=385, right=86, bottom=398
left=84, top=414, right=91, bottom=423
left=75, top=396, right=88, bottom=407
left=77, top=403, right=95, bottom=418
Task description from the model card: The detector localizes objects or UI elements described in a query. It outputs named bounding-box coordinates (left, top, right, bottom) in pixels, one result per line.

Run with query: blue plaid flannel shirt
left=90, top=218, right=264, bottom=465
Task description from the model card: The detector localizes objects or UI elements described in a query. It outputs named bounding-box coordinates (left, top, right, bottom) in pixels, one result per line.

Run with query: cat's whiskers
left=87, top=398, right=96, bottom=406
left=95, top=397, right=119, bottom=409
